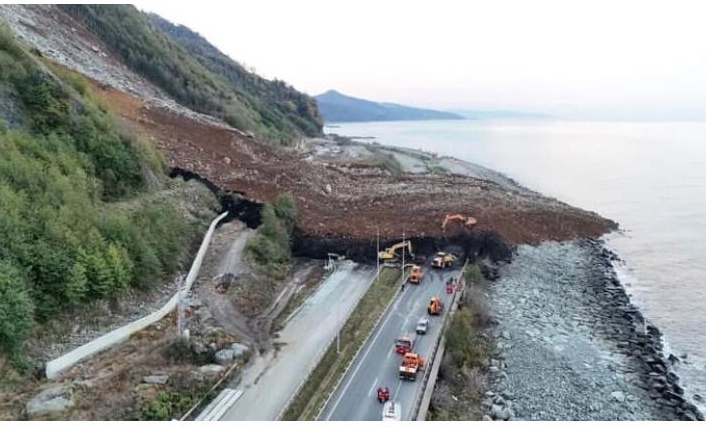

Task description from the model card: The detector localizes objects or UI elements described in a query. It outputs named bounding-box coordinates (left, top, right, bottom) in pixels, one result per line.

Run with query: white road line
left=387, top=349, right=393, bottom=359
left=393, top=381, right=403, bottom=403
left=368, top=377, right=379, bottom=397
left=324, top=295, right=402, bottom=420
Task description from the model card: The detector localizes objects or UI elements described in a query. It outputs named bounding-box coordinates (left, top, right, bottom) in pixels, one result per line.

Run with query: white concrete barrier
left=195, top=389, right=243, bottom=421
left=46, top=211, right=229, bottom=379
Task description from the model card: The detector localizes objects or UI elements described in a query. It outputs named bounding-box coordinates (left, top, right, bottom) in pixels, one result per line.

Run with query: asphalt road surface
left=320, top=265, right=458, bottom=421
left=220, top=261, right=375, bottom=420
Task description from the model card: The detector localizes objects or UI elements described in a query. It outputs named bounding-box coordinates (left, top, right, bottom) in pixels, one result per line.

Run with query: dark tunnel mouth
left=169, top=167, right=263, bottom=228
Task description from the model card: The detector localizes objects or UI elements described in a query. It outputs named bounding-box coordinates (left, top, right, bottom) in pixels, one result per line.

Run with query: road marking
left=387, top=349, right=392, bottom=359
left=392, top=381, right=403, bottom=404
left=368, top=377, right=379, bottom=397
left=324, top=294, right=403, bottom=420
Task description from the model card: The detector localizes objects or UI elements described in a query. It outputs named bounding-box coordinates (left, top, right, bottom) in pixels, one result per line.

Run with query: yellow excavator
left=378, top=240, right=414, bottom=261
left=441, top=214, right=477, bottom=230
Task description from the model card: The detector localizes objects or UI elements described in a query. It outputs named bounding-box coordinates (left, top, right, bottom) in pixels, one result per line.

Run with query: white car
left=382, top=401, right=401, bottom=421
left=416, top=317, right=429, bottom=335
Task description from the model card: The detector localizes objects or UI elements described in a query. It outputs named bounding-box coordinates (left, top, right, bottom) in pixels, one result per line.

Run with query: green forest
left=60, top=4, right=323, bottom=145
left=0, top=24, right=207, bottom=362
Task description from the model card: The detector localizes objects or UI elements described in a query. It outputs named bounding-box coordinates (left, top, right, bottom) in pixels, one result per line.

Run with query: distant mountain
left=315, top=90, right=464, bottom=123
left=452, top=109, right=554, bottom=120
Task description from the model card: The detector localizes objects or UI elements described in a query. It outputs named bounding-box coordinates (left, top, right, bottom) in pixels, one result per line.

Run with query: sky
left=133, top=0, right=706, bottom=121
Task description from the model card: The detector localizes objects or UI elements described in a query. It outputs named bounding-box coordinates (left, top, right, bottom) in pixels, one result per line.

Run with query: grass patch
left=281, top=267, right=403, bottom=420
left=136, top=384, right=211, bottom=421
left=427, top=164, right=449, bottom=174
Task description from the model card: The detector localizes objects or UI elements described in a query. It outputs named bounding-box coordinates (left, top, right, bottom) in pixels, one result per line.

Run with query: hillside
left=147, top=13, right=322, bottom=138
left=0, top=19, right=215, bottom=362
left=58, top=4, right=322, bottom=144
left=315, top=89, right=464, bottom=123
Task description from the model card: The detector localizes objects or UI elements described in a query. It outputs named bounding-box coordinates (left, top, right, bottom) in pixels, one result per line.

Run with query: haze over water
left=327, top=119, right=706, bottom=408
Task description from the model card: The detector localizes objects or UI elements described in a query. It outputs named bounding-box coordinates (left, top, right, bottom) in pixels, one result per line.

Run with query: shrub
left=0, top=260, right=34, bottom=357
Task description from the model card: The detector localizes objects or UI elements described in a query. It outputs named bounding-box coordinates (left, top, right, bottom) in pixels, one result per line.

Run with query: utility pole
left=376, top=227, right=380, bottom=281
left=336, top=294, right=341, bottom=354
left=402, top=229, right=405, bottom=276
left=176, top=274, right=187, bottom=340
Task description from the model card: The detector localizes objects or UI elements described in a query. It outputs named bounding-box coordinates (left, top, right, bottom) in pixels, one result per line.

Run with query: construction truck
left=409, top=265, right=423, bottom=283
left=427, top=296, right=443, bottom=315
left=431, top=252, right=457, bottom=269
left=394, top=335, right=416, bottom=354
left=441, top=214, right=477, bottom=230
left=378, top=240, right=414, bottom=262
left=399, top=351, right=426, bottom=381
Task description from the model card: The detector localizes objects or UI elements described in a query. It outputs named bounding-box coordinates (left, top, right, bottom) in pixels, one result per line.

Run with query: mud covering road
left=220, top=261, right=376, bottom=420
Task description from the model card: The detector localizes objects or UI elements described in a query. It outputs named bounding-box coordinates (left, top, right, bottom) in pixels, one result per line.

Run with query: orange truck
left=427, top=296, right=443, bottom=315
left=399, top=352, right=426, bottom=381
left=409, top=265, right=423, bottom=283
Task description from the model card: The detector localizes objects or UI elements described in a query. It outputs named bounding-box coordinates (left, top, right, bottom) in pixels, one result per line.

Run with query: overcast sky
left=134, top=0, right=706, bottom=120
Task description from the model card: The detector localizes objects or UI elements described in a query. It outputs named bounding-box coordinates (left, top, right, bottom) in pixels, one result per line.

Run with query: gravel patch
left=484, top=239, right=704, bottom=421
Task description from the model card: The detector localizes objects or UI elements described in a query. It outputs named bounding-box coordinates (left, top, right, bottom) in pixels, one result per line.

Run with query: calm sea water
left=327, top=119, right=706, bottom=406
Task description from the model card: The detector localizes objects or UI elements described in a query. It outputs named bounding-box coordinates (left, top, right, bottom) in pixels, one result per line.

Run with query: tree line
left=0, top=23, right=205, bottom=362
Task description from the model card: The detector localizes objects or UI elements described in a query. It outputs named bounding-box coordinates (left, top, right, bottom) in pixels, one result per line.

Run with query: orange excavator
left=441, top=214, right=477, bottom=230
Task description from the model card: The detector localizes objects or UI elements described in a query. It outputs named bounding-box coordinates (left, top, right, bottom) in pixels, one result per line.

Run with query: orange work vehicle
left=399, top=352, right=426, bottom=380
left=409, top=265, right=423, bottom=283
left=427, top=297, right=444, bottom=315
left=441, top=214, right=477, bottom=230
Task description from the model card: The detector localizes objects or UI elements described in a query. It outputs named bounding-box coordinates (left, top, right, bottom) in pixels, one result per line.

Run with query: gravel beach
left=482, top=239, right=704, bottom=421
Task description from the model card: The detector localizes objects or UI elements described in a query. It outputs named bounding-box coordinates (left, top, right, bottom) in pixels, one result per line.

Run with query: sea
left=325, top=119, right=706, bottom=411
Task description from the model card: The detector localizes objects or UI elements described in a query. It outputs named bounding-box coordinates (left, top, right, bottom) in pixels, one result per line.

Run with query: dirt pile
left=99, top=89, right=616, bottom=245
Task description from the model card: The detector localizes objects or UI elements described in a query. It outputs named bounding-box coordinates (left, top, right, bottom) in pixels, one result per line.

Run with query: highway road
left=320, top=264, right=459, bottom=421
left=219, top=261, right=375, bottom=420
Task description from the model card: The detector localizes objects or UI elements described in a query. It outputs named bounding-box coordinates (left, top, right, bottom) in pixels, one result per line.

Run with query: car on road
left=382, top=401, right=401, bottom=420
left=415, top=317, right=429, bottom=335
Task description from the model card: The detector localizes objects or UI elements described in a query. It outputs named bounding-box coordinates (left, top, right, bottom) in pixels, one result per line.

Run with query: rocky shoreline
left=481, top=238, right=704, bottom=421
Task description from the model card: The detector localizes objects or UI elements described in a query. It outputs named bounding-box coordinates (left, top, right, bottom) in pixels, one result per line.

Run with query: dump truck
left=431, top=252, right=457, bottom=269
left=399, top=351, right=426, bottom=381
left=409, top=265, right=423, bottom=283
left=378, top=240, right=414, bottom=262
left=427, top=296, right=443, bottom=315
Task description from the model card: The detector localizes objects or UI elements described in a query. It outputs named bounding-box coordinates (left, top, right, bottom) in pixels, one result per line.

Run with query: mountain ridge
left=315, top=89, right=464, bottom=123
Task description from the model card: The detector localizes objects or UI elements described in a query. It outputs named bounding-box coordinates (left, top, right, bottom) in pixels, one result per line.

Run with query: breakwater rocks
left=482, top=239, right=703, bottom=421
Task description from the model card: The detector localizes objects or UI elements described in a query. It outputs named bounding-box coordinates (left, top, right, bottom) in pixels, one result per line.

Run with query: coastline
left=317, top=133, right=703, bottom=420
left=481, top=237, right=703, bottom=420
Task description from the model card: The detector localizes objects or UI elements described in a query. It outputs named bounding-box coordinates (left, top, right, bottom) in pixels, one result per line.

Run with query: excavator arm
left=442, top=214, right=477, bottom=230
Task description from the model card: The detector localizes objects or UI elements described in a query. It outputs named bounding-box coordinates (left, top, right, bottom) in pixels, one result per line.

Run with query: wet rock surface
left=484, top=239, right=704, bottom=420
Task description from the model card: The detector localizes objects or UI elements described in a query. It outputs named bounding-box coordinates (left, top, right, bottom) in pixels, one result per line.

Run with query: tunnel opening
left=291, top=229, right=513, bottom=265
left=169, top=167, right=263, bottom=228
